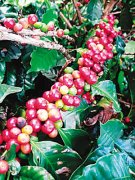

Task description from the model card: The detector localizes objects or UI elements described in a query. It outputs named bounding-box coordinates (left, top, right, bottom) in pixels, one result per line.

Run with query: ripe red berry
left=48, top=108, right=61, bottom=122
left=26, top=109, right=37, bottom=121
left=73, top=96, right=81, bottom=107
left=62, top=94, right=74, bottom=106
left=48, top=128, right=58, bottom=138
left=0, top=134, right=3, bottom=145
left=6, top=117, right=17, bottom=129
left=41, top=120, right=55, bottom=134
left=28, top=14, right=38, bottom=25
left=47, top=21, right=55, bottom=31
left=26, top=98, right=36, bottom=109
left=0, top=160, right=9, bottom=174
left=92, top=63, right=102, bottom=73
left=29, top=118, right=41, bottom=132
left=9, top=127, right=21, bottom=139
left=51, top=82, right=62, bottom=90
left=21, top=143, right=31, bottom=154
left=83, top=58, right=94, bottom=67
left=18, top=18, right=29, bottom=29
left=86, top=73, right=98, bottom=85
left=63, top=77, right=73, bottom=88
left=80, top=67, right=90, bottom=80
left=6, top=139, right=20, bottom=152
left=4, top=18, right=15, bottom=29
left=74, top=78, right=85, bottom=89
left=42, top=91, right=52, bottom=102
left=77, top=88, right=84, bottom=95
left=2, top=129, right=11, bottom=142
left=57, top=29, right=64, bottom=37
left=35, top=97, right=48, bottom=109
left=124, top=117, right=130, bottom=123
left=49, top=89, right=61, bottom=101
left=13, top=23, right=23, bottom=32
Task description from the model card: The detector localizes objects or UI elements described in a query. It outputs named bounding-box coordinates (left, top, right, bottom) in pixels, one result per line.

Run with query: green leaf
left=116, top=129, right=135, bottom=159
left=5, top=144, right=16, bottom=161
left=0, top=61, right=5, bottom=84
left=70, top=146, right=110, bottom=180
left=82, top=153, right=131, bottom=179
left=87, top=0, right=102, bottom=22
left=8, top=159, right=21, bottom=176
left=29, top=48, right=64, bottom=72
left=115, top=36, right=125, bottom=56
left=31, top=140, right=82, bottom=179
left=118, top=71, right=128, bottom=95
left=0, top=84, right=22, bottom=103
left=19, top=166, right=54, bottom=180
left=98, top=120, right=124, bottom=149
left=58, top=128, right=89, bottom=155
left=91, top=80, right=121, bottom=112
left=0, top=174, right=5, bottom=180
left=42, top=8, right=58, bottom=24
left=2, top=42, right=21, bottom=62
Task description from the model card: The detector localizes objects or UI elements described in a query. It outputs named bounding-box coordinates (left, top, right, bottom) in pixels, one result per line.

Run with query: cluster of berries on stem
left=0, top=14, right=123, bottom=174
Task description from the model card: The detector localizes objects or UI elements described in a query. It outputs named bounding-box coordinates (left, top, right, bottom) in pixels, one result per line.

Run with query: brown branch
left=118, top=98, right=135, bottom=108
left=0, top=29, right=72, bottom=60
left=57, top=57, right=75, bottom=78
left=103, top=0, right=119, bottom=17
left=72, top=0, right=83, bottom=25
left=111, top=7, right=135, bottom=15
left=59, top=12, right=73, bottom=29
left=0, top=26, right=74, bottom=42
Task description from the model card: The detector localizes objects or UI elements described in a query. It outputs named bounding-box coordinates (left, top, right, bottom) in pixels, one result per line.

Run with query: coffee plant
left=0, top=0, right=135, bottom=179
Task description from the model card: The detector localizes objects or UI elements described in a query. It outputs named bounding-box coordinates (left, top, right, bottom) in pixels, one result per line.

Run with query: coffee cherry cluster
left=3, top=14, right=68, bottom=38
left=0, top=15, right=123, bottom=166
left=0, top=117, right=32, bottom=154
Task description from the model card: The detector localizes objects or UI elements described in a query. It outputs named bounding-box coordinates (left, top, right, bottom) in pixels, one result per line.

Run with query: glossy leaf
left=58, top=128, right=89, bottom=155
left=0, top=61, right=5, bottom=84
left=92, top=80, right=121, bottom=112
left=0, top=84, right=22, bottom=103
left=19, top=166, right=54, bottom=180
left=98, top=119, right=124, bottom=149
left=5, top=144, right=16, bottom=161
left=29, top=48, right=65, bottom=72
left=42, top=8, right=58, bottom=24
left=31, top=140, right=82, bottom=179
left=82, top=153, right=131, bottom=179
left=87, top=0, right=102, bottom=22
left=0, top=174, right=5, bottom=180
left=3, top=42, right=21, bottom=62
left=116, top=36, right=125, bottom=56
left=70, top=146, right=111, bottom=180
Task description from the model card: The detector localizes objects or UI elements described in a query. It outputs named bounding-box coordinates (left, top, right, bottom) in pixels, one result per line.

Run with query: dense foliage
left=0, top=0, right=135, bottom=179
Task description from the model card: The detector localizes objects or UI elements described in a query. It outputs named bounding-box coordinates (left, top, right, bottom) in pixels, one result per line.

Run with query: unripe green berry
left=41, top=23, right=48, bottom=32
left=84, top=83, right=91, bottom=92
left=33, top=22, right=42, bottom=29
left=64, top=67, right=74, bottom=74
left=64, top=29, right=69, bottom=35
